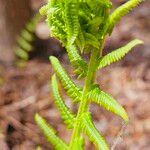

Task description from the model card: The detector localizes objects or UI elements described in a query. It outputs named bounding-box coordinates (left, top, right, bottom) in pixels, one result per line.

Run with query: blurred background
left=0, top=0, right=149, bottom=149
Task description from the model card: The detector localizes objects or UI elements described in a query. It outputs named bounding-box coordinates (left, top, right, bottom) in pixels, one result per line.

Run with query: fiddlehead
left=64, top=1, right=79, bottom=44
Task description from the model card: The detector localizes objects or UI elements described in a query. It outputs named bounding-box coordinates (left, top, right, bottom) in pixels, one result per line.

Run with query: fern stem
left=69, top=41, right=103, bottom=149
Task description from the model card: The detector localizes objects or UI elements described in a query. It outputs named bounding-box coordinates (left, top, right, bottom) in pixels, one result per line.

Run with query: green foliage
left=98, top=39, right=143, bottom=69
left=108, top=0, right=142, bottom=34
left=88, top=85, right=128, bottom=122
left=81, top=112, right=110, bottom=150
left=15, top=14, right=41, bottom=62
left=51, top=74, right=76, bottom=128
left=50, top=56, right=82, bottom=102
left=36, top=0, right=143, bottom=149
left=35, top=114, right=68, bottom=150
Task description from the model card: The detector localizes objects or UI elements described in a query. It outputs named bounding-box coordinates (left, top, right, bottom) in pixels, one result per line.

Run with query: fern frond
left=84, top=32, right=100, bottom=49
left=98, top=39, right=143, bottom=69
left=108, top=0, right=142, bottom=34
left=65, top=1, right=79, bottom=44
left=51, top=74, right=76, bottom=129
left=76, top=26, right=86, bottom=53
left=88, top=85, right=129, bottom=122
left=50, top=56, right=82, bottom=102
left=15, top=14, right=41, bottom=61
left=35, top=114, right=68, bottom=150
left=66, top=44, right=88, bottom=79
left=81, top=112, right=109, bottom=150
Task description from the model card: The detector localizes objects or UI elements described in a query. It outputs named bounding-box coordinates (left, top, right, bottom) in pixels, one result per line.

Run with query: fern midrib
left=69, top=40, right=104, bottom=149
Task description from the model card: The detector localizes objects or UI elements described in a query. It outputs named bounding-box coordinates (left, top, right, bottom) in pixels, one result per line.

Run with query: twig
left=0, top=95, right=37, bottom=112
left=111, top=123, right=127, bottom=150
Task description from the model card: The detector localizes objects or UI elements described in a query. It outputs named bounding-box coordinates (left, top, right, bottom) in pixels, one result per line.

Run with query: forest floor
left=0, top=1, right=150, bottom=150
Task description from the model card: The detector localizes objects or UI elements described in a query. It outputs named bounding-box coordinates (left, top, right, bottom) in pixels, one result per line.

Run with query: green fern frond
left=15, top=14, right=41, bottom=61
left=98, top=39, right=143, bottom=69
left=66, top=44, right=88, bottom=79
left=37, top=0, right=143, bottom=149
left=88, top=85, right=129, bottom=122
left=51, top=74, right=76, bottom=129
left=108, top=0, right=142, bottom=34
left=35, top=114, right=68, bottom=150
left=81, top=112, right=109, bottom=150
left=17, top=36, right=33, bottom=52
left=15, top=48, right=29, bottom=61
left=65, top=1, right=79, bottom=44
left=50, top=56, right=82, bottom=102
left=75, top=27, right=86, bottom=53
left=84, top=32, right=100, bottom=50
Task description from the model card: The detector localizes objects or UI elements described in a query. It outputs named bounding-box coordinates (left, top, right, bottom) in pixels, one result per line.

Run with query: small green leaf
left=88, top=85, right=129, bottom=122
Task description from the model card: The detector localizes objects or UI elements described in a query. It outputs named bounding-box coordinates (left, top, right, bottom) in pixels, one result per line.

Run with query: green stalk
left=69, top=41, right=104, bottom=149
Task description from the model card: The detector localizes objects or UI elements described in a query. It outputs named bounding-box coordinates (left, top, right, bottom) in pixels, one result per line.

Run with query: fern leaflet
left=35, top=114, right=68, bottom=150
left=81, top=112, right=109, bottom=150
left=88, top=85, right=129, bottom=122
left=66, top=44, right=88, bottom=79
left=108, top=0, right=142, bottom=34
left=98, top=39, right=143, bottom=69
left=50, top=56, right=82, bottom=102
left=51, top=74, right=76, bottom=129
left=65, top=1, right=79, bottom=44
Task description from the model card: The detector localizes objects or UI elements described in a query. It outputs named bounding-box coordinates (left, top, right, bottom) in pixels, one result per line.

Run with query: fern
left=98, top=39, right=143, bottom=69
left=50, top=56, right=82, bottom=102
left=51, top=74, right=76, bottom=129
left=81, top=112, right=109, bottom=150
left=36, top=0, right=143, bottom=149
left=35, top=114, right=68, bottom=150
left=66, top=44, right=88, bottom=79
left=15, top=14, right=41, bottom=61
left=65, top=1, right=79, bottom=44
left=108, top=0, right=142, bottom=34
left=88, top=85, right=128, bottom=122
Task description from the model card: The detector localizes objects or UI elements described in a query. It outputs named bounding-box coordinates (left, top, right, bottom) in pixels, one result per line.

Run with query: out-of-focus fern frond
left=98, top=39, right=143, bottom=69
left=88, top=85, right=129, bottom=122
left=66, top=44, right=88, bottom=79
left=81, top=112, right=109, bottom=150
left=50, top=56, right=82, bottom=102
left=51, top=74, right=76, bottom=129
left=35, top=114, right=68, bottom=150
left=108, top=0, right=142, bottom=34
left=15, top=14, right=41, bottom=61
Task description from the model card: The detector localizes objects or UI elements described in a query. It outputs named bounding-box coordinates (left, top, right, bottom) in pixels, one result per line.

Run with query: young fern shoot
left=35, top=0, right=143, bottom=149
